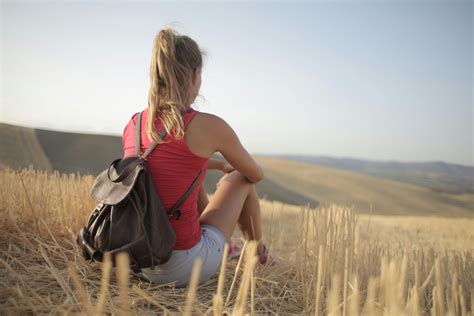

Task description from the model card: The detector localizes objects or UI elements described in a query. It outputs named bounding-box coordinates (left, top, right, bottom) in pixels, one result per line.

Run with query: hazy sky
left=2, top=0, right=473, bottom=165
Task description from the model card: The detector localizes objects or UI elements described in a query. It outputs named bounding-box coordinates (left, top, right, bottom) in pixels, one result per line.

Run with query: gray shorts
left=134, top=224, right=226, bottom=288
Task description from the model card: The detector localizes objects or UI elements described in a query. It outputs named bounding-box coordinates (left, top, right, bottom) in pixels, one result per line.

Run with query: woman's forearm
left=207, top=159, right=225, bottom=171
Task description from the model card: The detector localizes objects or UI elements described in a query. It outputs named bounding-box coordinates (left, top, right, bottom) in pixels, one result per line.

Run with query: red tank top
left=121, top=106, right=208, bottom=250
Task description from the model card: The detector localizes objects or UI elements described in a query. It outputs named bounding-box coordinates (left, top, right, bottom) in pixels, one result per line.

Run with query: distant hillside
left=36, top=128, right=123, bottom=175
left=0, top=123, right=318, bottom=208
left=277, top=155, right=474, bottom=194
left=0, top=123, right=52, bottom=171
left=255, top=156, right=473, bottom=217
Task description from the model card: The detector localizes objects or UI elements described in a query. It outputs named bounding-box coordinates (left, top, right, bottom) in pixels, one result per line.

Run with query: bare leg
left=199, top=171, right=264, bottom=253
left=237, top=185, right=262, bottom=246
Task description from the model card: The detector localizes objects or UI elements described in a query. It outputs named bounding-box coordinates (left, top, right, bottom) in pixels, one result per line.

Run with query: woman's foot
left=227, top=243, right=242, bottom=260
left=257, top=244, right=276, bottom=266
left=228, top=243, right=276, bottom=266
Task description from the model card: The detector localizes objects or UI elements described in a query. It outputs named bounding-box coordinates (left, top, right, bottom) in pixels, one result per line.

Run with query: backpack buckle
left=169, top=209, right=181, bottom=220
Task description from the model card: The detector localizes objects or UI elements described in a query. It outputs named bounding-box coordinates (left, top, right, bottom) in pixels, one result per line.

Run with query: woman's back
left=122, top=106, right=208, bottom=250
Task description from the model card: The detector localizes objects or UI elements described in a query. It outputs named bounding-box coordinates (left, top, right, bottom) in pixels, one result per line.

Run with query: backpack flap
left=91, top=156, right=145, bottom=205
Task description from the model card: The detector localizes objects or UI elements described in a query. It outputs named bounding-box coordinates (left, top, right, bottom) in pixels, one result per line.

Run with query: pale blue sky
left=1, top=1, right=473, bottom=165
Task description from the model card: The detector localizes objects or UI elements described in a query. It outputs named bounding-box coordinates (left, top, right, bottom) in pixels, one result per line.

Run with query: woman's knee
left=217, top=170, right=253, bottom=188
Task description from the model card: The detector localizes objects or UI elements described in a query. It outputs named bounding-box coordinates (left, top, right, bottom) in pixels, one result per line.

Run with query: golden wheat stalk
left=348, top=274, right=360, bottom=316
left=95, top=252, right=112, bottom=315
left=225, top=241, right=248, bottom=306
left=232, top=241, right=258, bottom=316
left=68, top=264, right=94, bottom=314
left=342, top=247, right=350, bottom=316
left=315, top=244, right=326, bottom=316
left=213, top=243, right=229, bottom=316
left=327, top=273, right=341, bottom=316
left=183, top=258, right=202, bottom=316
left=116, top=252, right=131, bottom=316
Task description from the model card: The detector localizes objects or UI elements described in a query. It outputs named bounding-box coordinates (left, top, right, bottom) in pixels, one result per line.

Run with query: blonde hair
left=147, top=27, right=203, bottom=143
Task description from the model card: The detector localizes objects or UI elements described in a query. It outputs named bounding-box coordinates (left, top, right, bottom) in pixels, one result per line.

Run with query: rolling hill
left=277, top=154, right=474, bottom=194
left=36, top=128, right=123, bottom=175
left=255, top=156, right=473, bottom=217
left=0, top=123, right=52, bottom=171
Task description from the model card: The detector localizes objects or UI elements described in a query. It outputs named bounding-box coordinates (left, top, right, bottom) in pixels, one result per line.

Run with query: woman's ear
left=193, top=68, right=201, bottom=84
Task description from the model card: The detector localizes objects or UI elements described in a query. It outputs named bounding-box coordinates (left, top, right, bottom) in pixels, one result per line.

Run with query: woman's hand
left=221, top=162, right=235, bottom=174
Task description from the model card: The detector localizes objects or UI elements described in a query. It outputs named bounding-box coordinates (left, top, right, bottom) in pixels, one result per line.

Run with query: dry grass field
left=0, top=168, right=473, bottom=315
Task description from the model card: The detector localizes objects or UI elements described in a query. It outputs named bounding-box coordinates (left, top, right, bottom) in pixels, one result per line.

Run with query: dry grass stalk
left=19, top=174, right=40, bottom=234
left=116, top=251, right=131, bottom=316
left=434, top=258, right=445, bottom=316
left=95, top=252, right=112, bottom=315
left=458, top=285, right=466, bottom=315
left=225, top=241, right=248, bottom=307
left=68, top=264, right=94, bottom=314
left=399, top=253, right=408, bottom=307
left=449, top=271, right=459, bottom=316
left=250, top=271, right=255, bottom=316
left=213, top=243, right=229, bottom=316
left=327, top=273, right=341, bottom=316
left=362, top=277, right=378, bottom=315
left=315, top=244, right=326, bottom=316
left=342, top=247, right=350, bottom=316
left=349, top=275, right=360, bottom=316
left=470, top=291, right=474, bottom=316
left=183, top=257, right=202, bottom=316
left=232, top=241, right=258, bottom=316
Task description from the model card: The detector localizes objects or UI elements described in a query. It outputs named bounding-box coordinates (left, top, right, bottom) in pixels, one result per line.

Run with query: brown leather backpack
left=76, top=108, right=201, bottom=273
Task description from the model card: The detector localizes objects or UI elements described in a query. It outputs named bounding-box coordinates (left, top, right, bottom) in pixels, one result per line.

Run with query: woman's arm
left=207, top=158, right=235, bottom=173
left=185, top=112, right=263, bottom=184
left=210, top=116, right=263, bottom=183
left=207, top=159, right=224, bottom=171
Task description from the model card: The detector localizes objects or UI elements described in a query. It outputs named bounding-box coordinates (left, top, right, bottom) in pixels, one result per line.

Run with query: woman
left=121, top=28, right=272, bottom=288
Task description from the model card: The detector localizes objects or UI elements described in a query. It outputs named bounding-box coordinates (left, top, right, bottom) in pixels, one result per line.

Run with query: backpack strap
left=135, top=112, right=142, bottom=156
left=167, top=168, right=203, bottom=220
left=134, top=107, right=201, bottom=220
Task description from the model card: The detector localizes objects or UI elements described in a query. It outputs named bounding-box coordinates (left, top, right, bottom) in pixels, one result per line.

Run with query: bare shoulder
left=187, top=111, right=234, bottom=138
left=188, top=111, right=229, bottom=129
left=185, top=111, right=233, bottom=158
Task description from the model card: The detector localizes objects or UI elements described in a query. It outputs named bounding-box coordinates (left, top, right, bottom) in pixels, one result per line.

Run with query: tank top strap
left=182, top=109, right=200, bottom=129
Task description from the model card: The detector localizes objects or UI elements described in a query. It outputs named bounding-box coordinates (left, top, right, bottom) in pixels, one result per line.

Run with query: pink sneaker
left=258, top=245, right=277, bottom=266
left=227, top=243, right=242, bottom=260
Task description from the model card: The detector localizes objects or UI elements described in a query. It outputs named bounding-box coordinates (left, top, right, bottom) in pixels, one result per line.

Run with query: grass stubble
left=0, top=168, right=473, bottom=315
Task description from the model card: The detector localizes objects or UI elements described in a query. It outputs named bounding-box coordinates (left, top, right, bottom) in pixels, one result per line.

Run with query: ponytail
left=147, top=28, right=203, bottom=143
